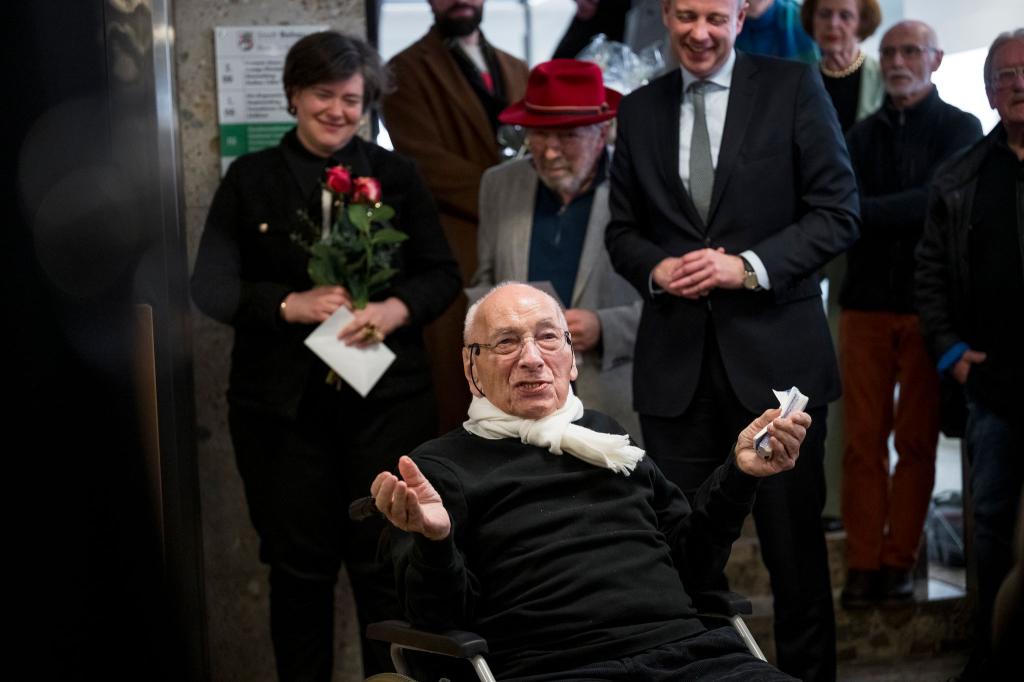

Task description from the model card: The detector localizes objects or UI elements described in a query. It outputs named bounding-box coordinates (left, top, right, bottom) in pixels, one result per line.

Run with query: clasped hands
left=652, top=248, right=746, bottom=299
left=280, top=285, right=410, bottom=347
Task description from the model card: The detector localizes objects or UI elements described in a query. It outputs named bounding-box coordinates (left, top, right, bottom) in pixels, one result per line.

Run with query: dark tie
left=689, top=81, right=713, bottom=224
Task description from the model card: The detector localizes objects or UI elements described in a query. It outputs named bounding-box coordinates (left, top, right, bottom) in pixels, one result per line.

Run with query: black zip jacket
left=841, top=87, right=981, bottom=312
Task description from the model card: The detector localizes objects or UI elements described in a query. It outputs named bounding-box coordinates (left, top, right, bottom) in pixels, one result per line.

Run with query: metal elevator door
left=6, top=1, right=206, bottom=679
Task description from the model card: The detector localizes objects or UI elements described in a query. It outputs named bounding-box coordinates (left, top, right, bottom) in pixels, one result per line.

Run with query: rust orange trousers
left=840, top=310, right=940, bottom=571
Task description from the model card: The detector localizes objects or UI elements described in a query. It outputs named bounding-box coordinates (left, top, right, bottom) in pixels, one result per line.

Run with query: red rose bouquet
left=294, top=165, right=408, bottom=309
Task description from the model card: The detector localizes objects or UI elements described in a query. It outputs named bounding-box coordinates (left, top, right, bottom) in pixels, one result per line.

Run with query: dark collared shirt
left=527, top=152, right=607, bottom=307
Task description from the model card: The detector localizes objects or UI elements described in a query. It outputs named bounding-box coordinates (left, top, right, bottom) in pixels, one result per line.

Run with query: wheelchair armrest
left=366, top=620, right=490, bottom=659
left=691, top=589, right=753, bottom=616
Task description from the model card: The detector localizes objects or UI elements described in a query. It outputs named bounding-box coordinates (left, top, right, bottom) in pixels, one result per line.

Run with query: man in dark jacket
left=838, top=20, right=981, bottom=609
left=915, top=28, right=1023, bottom=679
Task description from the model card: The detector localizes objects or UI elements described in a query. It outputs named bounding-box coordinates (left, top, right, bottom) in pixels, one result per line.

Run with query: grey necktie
left=689, top=80, right=713, bottom=224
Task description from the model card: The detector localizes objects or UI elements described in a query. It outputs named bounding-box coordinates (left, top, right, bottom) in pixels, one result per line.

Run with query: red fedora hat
left=499, top=59, right=621, bottom=129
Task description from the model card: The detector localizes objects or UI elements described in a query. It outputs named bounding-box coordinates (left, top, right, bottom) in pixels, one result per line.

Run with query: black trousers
left=229, top=378, right=436, bottom=682
left=509, top=627, right=797, bottom=682
left=640, top=328, right=836, bottom=682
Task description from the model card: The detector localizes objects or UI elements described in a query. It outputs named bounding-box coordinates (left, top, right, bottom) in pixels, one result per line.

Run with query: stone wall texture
left=174, top=2, right=366, bottom=680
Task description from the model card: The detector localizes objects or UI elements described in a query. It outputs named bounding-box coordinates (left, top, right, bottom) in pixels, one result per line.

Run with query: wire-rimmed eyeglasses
left=990, top=65, right=1024, bottom=89
left=464, top=330, right=572, bottom=396
left=879, top=44, right=937, bottom=61
left=465, top=330, right=572, bottom=357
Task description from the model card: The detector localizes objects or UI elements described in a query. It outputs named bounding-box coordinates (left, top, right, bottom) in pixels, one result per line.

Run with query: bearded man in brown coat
left=382, top=0, right=529, bottom=431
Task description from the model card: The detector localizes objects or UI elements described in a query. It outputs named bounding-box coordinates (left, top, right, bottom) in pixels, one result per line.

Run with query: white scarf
left=463, top=389, right=645, bottom=476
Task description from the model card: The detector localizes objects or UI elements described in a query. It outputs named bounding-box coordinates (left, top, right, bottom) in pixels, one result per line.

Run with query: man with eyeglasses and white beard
left=473, top=59, right=642, bottom=440
left=838, top=19, right=980, bottom=610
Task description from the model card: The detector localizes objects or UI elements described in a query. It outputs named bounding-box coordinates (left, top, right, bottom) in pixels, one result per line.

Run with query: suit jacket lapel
left=654, top=70, right=704, bottom=236
left=709, top=52, right=758, bottom=224
left=571, top=178, right=609, bottom=308
left=421, top=27, right=495, bottom=156
left=504, top=161, right=536, bottom=281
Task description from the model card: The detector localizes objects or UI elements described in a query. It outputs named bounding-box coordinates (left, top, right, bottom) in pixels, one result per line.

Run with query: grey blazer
left=474, top=156, right=642, bottom=441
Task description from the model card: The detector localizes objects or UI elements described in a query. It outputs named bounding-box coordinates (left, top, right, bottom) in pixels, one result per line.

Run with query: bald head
left=884, top=20, right=938, bottom=49
left=879, top=19, right=943, bottom=109
left=462, top=283, right=576, bottom=419
left=464, top=282, right=567, bottom=344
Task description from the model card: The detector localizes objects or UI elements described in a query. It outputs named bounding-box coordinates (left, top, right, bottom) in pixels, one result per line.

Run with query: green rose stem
left=293, top=186, right=408, bottom=392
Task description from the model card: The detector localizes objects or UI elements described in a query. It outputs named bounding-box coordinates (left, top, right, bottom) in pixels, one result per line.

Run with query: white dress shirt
left=678, top=50, right=735, bottom=189
left=675, top=49, right=771, bottom=290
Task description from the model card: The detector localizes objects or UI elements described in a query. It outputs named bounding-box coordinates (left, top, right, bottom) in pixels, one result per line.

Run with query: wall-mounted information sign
left=214, top=25, right=327, bottom=175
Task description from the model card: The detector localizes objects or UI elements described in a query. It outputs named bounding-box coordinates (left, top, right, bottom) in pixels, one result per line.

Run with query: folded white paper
left=303, top=307, right=395, bottom=398
left=754, top=386, right=809, bottom=460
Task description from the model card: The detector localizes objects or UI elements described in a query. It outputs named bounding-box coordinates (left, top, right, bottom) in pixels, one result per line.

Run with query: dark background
left=4, top=2, right=205, bottom=679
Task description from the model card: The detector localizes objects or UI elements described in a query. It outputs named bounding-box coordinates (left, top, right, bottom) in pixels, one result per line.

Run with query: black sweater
left=395, top=411, right=759, bottom=679
left=841, top=87, right=981, bottom=312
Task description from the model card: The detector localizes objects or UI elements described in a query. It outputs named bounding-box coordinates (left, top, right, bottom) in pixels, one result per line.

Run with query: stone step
left=725, top=527, right=847, bottom=597
left=837, top=649, right=970, bottom=681
left=735, top=579, right=971, bottom=667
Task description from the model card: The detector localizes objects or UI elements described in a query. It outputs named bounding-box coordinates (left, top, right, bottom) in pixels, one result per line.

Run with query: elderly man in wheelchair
left=371, top=283, right=809, bottom=681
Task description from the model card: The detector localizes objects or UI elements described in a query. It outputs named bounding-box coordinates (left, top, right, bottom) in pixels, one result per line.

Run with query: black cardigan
left=395, top=410, right=759, bottom=679
left=191, top=131, right=461, bottom=418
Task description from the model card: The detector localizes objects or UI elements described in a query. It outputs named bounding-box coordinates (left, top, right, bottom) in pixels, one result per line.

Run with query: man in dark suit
left=605, top=1, right=859, bottom=680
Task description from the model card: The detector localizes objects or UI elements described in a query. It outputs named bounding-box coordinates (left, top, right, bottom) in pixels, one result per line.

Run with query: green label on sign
left=219, top=122, right=293, bottom=157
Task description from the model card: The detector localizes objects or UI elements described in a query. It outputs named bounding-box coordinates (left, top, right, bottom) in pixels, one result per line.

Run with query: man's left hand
left=734, top=408, right=811, bottom=477
left=670, top=248, right=745, bottom=298
left=565, top=308, right=601, bottom=352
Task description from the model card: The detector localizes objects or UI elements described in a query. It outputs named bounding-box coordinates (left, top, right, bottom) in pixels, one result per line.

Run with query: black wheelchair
left=349, top=494, right=768, bottom=682
left=363, top=589, right=765, bottom=682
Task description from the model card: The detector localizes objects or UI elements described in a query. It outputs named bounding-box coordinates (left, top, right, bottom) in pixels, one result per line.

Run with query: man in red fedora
left=472, top=59, right=642, bottom=440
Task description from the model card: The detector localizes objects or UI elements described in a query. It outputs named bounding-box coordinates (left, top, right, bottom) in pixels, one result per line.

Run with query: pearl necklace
left=820, top=51, right=866, bottom=79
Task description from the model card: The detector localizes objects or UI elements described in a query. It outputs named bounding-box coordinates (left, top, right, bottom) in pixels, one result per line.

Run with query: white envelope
left=303, top=306, right=396, bottom=398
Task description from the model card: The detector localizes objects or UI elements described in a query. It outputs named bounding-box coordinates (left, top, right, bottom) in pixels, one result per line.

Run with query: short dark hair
left=283, top=32, right=392, bottom=112
left=800, top=0, right=882, bottom=43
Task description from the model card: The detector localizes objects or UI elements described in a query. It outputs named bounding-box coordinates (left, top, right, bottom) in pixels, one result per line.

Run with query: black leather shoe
left=840, top=569, right=881, bottom=609
left=880, top=565, right=914, bottom=603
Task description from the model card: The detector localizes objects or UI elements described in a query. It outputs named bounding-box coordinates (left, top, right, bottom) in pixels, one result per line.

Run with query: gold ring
left=361, top=324, right=384, bottom=343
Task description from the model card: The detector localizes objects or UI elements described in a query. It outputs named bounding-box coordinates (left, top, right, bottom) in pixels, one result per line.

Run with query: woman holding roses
left=191, top=32, right=460, bottom=681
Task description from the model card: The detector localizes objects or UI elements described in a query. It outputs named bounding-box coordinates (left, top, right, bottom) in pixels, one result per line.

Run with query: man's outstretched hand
left=734, top=409, right=811, bottom=477
left=371, top=456, right=451, bottom=541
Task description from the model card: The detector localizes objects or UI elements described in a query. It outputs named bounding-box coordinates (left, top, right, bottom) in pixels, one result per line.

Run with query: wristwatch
left=740, top=257, right=761, bottom=291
